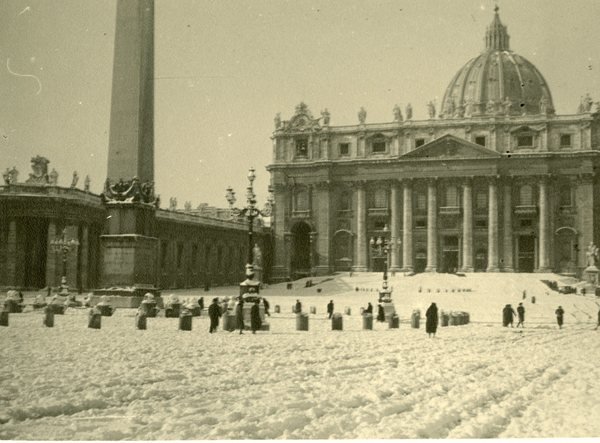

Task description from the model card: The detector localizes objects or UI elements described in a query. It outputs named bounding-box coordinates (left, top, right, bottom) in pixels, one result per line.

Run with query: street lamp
left=370, top=224, right=391, bottom=289
left=226, top=167, right=274, bottom=295
left=50, top=228, right=79, bottom=296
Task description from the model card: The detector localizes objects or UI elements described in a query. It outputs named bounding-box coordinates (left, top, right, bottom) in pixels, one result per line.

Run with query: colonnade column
left=271, top=184, right=289, bottom=281
left=6, top=219, right=17, bottom=286
left=461, top=179, right=473, bottom=272
left=502, top=182, right=514, bottom=272
left=425, top=179, right=437, bottom=272
left=487, top=178, right=499, bottom=271
left=537, top=177, right=550, bottom=272
left=389, top=181, right=401, bottom=272
left=352, top=181, right=368, bottom=271
left=402, top=180, right=413, bottom=272
left=45, top=221, right=57, bottom=288
left=80, top=225, right=89, bottom=290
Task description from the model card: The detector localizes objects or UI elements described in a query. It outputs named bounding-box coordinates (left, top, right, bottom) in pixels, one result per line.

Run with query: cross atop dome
left=485, top=5, right=510, bottom=51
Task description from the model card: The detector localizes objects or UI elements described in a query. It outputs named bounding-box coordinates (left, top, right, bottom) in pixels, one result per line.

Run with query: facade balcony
left=368, top=207, right=389, bottom=216
left=439, top=206, right=462, bottom=216
left=514, top=205, right=538, bottom=216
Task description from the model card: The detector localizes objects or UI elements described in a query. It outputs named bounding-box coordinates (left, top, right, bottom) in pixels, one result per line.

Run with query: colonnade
left=351, top=177, right=552, bottom=273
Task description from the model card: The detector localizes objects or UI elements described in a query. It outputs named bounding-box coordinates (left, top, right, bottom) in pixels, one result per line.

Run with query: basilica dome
left=440, top=7, right=554, bottom=118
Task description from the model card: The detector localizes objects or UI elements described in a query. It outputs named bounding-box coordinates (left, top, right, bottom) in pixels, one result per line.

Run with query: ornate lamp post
left=50, top=228, right=79, bottom=296
left=226, top=167, right=274, bottom=295
left=370, top=224, right=391, bottom=289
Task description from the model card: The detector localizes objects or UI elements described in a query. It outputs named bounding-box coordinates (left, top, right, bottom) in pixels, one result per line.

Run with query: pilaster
left=6, top=219, right=17, bottom=287
left=502, top=182, right=514, bottom=271
left=537, top=176, right=551, bottom=272
left=45, top=221, right=57, bottom=288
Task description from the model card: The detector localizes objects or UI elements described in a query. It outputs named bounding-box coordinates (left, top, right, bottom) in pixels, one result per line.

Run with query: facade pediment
left=401, top=134, right=502, bottom=159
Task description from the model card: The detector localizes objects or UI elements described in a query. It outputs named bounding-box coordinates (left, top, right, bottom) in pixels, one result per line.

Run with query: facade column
left=487, top=178, right=499, bottom=271
left=271, top=184, right=289, bottom=281
left=6, top=219, right=17, bottom=287
left=461, top=179, right=474, bottom=272
left=502, top=182, right=514, bottom=271
left=80, top=225, right=89, bottom=290
left=314, top=181, right=332, bottom=275
left=537, top=177, right=551, bottom=272
left=45, top=221, right=57, bottom=288
left=352, top=181, right=368, bottom=271
left=389, top=180, right=401, bottom=272
left=425, top=179, right=437, bottom=272
left=402, top=180, right=413, bottom=272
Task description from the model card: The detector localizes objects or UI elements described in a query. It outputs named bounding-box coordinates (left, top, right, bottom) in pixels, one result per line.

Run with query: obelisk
left=96, top=0, right=159, bottom=306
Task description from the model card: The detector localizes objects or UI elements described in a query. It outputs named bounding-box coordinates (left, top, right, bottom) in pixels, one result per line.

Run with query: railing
left=0, top=184, right=101, bottom=205
left=439, top=206, right=461, bottom=216
left=514, top=205, right=538, bottom=215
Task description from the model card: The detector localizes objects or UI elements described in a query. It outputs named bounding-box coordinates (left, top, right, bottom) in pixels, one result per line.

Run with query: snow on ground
left=1, top=273, right=600, bottom=439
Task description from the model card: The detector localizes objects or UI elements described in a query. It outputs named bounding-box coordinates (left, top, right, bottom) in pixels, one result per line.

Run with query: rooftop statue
left=393, top=104, right=403, bottom=122
left=427, top=101, right=436, bottom=119
left=26, top=155, right=50, bottom=184
left=405, top=103, right=413, bottom=120
left=70, top=171, right=79, bottom=188
left=49, top=168, right=58, bottom=185
left=358, top=107, right=367, bottom=124
left=84, top=175, right=90, bottom=192
left=274, top=112, right=281, bottom=129
left=321, top=108, right=330, bottom=126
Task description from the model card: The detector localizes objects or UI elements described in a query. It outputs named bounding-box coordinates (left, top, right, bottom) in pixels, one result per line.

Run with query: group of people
left=208, top=295, right=268, bottom=334
left=503, top=303, right=568, bottom=329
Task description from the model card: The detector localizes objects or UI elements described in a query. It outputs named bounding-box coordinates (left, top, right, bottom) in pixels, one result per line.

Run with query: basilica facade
left=268, top=9, right=600, bottom=281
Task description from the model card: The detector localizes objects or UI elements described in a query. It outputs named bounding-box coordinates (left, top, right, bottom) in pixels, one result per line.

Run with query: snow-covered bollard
left=344, top=307, right=351, bottom=315
left=531, top=296, right=536, bottom=304
left=411, top=310, right=420, bottom=329
left=139, top=293, right=159, bottom=318
left=362, top=313, right=373, bottom=330
left=179, top=308, right=192, bottom=331
left=96, top=296, right=115, bottom=316
left=332, top=313, right=343, bottom=331
left=296, top=313, right=309, bottom=331
left=274, top=305, right=280, bottom=314
left=165, top=294, right=181, bottom=318
left=0, top=309, right=8, bottom=327
left=43, top=306, right=54, bottom=327
left=88, top=307, right=102, bottom=329
left=310, top=306, right=316, bottom=314
left=440, top=311, right=449, bottom=327
left=388, top=313, right=399, bottom=329
left=135, top=310, right=147, bottom=330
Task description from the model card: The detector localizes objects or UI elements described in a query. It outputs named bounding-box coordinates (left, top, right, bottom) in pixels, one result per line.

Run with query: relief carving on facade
left=101, top=176, right=157, bottom=205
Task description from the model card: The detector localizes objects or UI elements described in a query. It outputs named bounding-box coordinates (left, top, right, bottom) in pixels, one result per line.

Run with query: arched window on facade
left=519, top=185, right=533, bottom=206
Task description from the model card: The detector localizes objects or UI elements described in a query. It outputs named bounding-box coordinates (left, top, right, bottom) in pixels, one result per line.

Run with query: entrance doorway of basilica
left=441, top=236, right=459, bottom=273
left=518, top=235, right=535, bottom=272
left=555, top=228, right=577, bottom=275
left=414, top=250, right=427, bottom=273
left=291, top=222, right=311, bottom=278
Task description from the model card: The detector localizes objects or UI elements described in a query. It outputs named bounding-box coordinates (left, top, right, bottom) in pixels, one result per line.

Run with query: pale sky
left=1, top=0, right=599, bottom=208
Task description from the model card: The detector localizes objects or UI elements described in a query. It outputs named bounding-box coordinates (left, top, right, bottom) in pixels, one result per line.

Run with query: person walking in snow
left=295, top=299, right=302, bottom=314
left=516, top=302, right=525, bottom=328
left=364, top=302, right=373, bottom=315
left=502, top=304, right=516, bottom=327
left=595, top=308, right=600, bottom=331
left=262, top=297, right=270, bottom=317
left=327, top=300, right=334, bottom=319
left=425, top=302, right=439, bottom=337
left=197, top=296, right=204, bottom=311
left=377, top=303, right=385, bottom=322
left=236, top=298, right=245, bottom=334
left=208, top=298, right=222, bottom=333
left=250, top=299, right=262, bottom=334
left=555, top=306, right=565, bottom=329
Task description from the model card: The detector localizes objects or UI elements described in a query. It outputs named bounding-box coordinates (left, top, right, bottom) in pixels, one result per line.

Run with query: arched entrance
left=291, top=222, right=312, bottom=278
